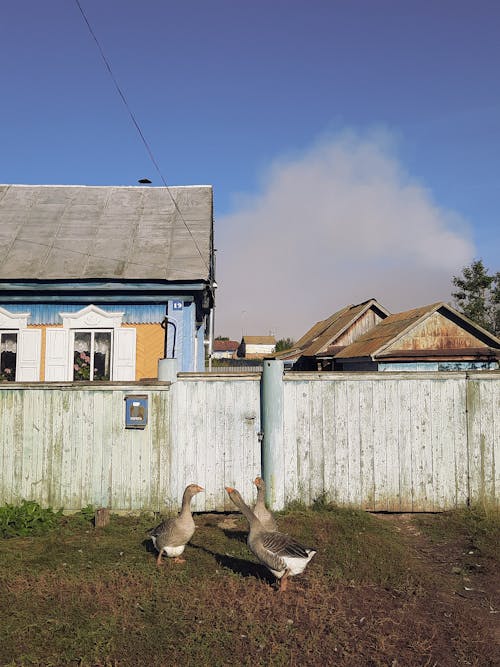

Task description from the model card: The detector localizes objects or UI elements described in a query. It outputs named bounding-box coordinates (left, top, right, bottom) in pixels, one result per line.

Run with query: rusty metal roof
left=0, top=184, right=213, bottom=282
left=213, top=340, right=239, bottom=352
left=275, top=299, right=390, bottom=361
left=335, top=302, right=500, bottom=360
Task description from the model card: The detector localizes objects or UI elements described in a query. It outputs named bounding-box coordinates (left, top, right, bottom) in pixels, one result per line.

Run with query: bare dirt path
left=377, top=513, right=500, bottom=664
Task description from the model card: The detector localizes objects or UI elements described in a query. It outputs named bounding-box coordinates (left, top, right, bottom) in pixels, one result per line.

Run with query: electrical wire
left=74, top=0, right=210, bottom=275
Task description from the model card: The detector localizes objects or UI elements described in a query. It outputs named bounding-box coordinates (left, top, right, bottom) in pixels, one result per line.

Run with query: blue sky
left=1, top=1, right=499, bottom=338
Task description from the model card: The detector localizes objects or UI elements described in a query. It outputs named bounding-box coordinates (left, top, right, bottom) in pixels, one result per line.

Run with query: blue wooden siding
left=1, top=303, right=167, bottom=325
left=1, top=301, right=205, bottom=372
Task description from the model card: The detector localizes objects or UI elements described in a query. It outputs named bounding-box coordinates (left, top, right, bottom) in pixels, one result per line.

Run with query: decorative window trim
left=0, top=307, right=41, bottom=381
left=45, top=305, right=136, bottom=382
left=0, top=306, right=29, bottom=330
left=60, top=304, right=125, bottom=330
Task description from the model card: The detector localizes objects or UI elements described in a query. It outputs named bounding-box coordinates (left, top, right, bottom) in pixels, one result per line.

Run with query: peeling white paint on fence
left=0, top=384, right=171, bottom=511
left=467, top=373, right=499, bottom=507
left=282, top=373, right=473, bottom=511
left=0, top=371, right=498, bottom=512
left=169, top=374, right=261, bottom=513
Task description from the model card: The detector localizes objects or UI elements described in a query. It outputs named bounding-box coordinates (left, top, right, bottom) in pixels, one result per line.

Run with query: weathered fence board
left=0, top=371, right=498, bottom=512
left=0, top=385, right=171, bottom=511
left=170, top=374, right=261, bottom=512
left=281, top=373, right=476, bottom=511
left=467, top=374, right=500, bottom=508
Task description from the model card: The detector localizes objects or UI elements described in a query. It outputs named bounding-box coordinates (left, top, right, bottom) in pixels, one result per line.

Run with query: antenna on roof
left=138, top=178, right=152, bottom=184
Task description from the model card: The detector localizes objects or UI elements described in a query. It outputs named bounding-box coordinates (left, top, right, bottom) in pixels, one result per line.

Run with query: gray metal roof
left=0, top=184, right=213, bottom=281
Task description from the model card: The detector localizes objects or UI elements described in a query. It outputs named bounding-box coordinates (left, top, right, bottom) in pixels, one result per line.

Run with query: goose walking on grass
left=149, top=484, right=204, bottom=566
left=253, top=476, right=278, bottom=532
left=225, top=486, right=316, bottom=591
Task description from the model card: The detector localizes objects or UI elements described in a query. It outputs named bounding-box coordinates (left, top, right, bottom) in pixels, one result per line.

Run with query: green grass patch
left=0, top=506, right=495, bottom=666
left=0, top=500, right=62, bottom=538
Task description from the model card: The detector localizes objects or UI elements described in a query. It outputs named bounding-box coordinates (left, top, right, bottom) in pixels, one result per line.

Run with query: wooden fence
left=0, top=369, right=498, bottom=512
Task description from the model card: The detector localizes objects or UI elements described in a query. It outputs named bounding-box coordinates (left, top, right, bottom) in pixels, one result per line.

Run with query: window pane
left=74, top=332, right=91, bottom=381
left=93, top=332, right=111, bottom=381
left=0, top=333, right=17, bottom=382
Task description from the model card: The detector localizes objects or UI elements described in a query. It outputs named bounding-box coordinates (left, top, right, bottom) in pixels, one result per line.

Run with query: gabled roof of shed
left=275, top=298, right=390, bottom=361
left=242, top=336, right=276, bottom=345
left=213, top=340, right=239, bottom=352
left=0, top=184, right=213, bottom=282
left=334, top=302, right=500, bottom=360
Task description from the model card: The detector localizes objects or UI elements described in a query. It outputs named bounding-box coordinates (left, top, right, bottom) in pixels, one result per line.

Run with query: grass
left=0, top=505, right=498, bottom=666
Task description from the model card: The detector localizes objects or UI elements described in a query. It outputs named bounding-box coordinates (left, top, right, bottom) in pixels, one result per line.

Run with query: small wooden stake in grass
left=95, top=508, right=110, bottom=528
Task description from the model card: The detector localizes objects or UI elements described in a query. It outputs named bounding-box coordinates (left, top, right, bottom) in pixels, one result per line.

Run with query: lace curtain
left=0, top=333, right=17, bottom=353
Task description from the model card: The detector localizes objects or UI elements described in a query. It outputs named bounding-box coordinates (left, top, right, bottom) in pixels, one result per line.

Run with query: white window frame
left=44, top=304, right=135, bottom=382
left=72, top=328, right=114, bottom=382
left=0, top=307, right=41, bottom=382
left=0, top=329, right=19, bottom=381
left=60, top=305, right=125, bottom=382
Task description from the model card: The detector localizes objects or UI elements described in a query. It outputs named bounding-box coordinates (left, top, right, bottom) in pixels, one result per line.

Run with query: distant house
left=238, top=335, right=276, bottom=359
left=0, top=184, right=215, bottom=382
left=275, top=299, right=390, bottom=370
left=212, top=339, right=239, bottom=360
left=334, top=302, right=500, bottom=372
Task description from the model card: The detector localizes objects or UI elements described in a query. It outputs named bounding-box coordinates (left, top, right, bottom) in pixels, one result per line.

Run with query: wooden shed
left=0, top=184, right=215, bottom=382
left=275, top=299, right=390, bottom=370
left=237, top=335, right=276, bottom=359
left=334, top=302, right=500, bottom=371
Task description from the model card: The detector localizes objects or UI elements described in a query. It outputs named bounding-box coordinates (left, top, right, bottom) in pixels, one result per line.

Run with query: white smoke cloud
left=215, top=132, right=474, bottom=340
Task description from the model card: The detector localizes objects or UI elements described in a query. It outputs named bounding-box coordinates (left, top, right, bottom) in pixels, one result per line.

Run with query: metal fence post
left=261, top=359, right=285, bottom=510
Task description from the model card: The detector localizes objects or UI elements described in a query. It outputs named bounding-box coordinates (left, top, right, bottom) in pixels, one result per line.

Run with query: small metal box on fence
left=124, top=395, right=148, bottom=429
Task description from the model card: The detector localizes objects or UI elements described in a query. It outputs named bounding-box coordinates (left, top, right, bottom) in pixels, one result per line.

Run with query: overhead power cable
left=74, top=0, right=210, bottom=274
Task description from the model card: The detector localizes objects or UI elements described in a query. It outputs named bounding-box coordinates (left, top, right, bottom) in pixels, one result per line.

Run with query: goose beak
left=225, top=486, right=235, bottom=494
left=196, top=485, right=204, bottom=492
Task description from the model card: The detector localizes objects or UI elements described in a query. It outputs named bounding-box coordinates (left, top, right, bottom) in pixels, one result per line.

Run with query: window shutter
left=45, top=329, right=70, bottom=381
left=16, top=329, right=42, bottom=381
left=113, top=328, right=136, bottom=381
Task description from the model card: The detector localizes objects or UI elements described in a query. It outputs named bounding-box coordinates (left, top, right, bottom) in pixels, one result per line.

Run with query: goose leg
left=279, top=571, right=290, bottom=592
left=173, top=557, right=186, bottom=564
left=156, top=552, right=164, bottom=567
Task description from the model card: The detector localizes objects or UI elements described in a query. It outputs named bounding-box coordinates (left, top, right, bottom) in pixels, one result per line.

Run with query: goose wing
left=149, top=517, right=178, bottom=545
left=261, top=531, right=313, bottom=559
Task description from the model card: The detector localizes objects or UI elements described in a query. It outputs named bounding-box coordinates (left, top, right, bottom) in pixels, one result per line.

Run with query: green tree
left=275, top=337, right=295, bottom=352
left=452, top=260, right=499, bottom=336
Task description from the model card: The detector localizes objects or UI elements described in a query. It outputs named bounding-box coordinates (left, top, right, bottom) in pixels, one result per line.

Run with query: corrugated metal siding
left=0, top=303, right=167, bottom=325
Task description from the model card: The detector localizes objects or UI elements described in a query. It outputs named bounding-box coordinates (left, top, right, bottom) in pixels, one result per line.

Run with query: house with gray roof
left=0, top=184, right=215, bottom=382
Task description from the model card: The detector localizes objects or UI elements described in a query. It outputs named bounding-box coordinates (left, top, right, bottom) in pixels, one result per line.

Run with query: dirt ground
left=367, top=513, right=500, bottom=666
left=201, top=511, right=500, bottom=666
left=1, top=509, right=498, bottom=666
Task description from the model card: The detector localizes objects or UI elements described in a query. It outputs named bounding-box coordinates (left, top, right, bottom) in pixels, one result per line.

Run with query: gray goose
left=149, top=484, right=203, bottom=566
left=253, top=476, right=278, bottom=532
left=225, top=486, right=316, bottom=591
